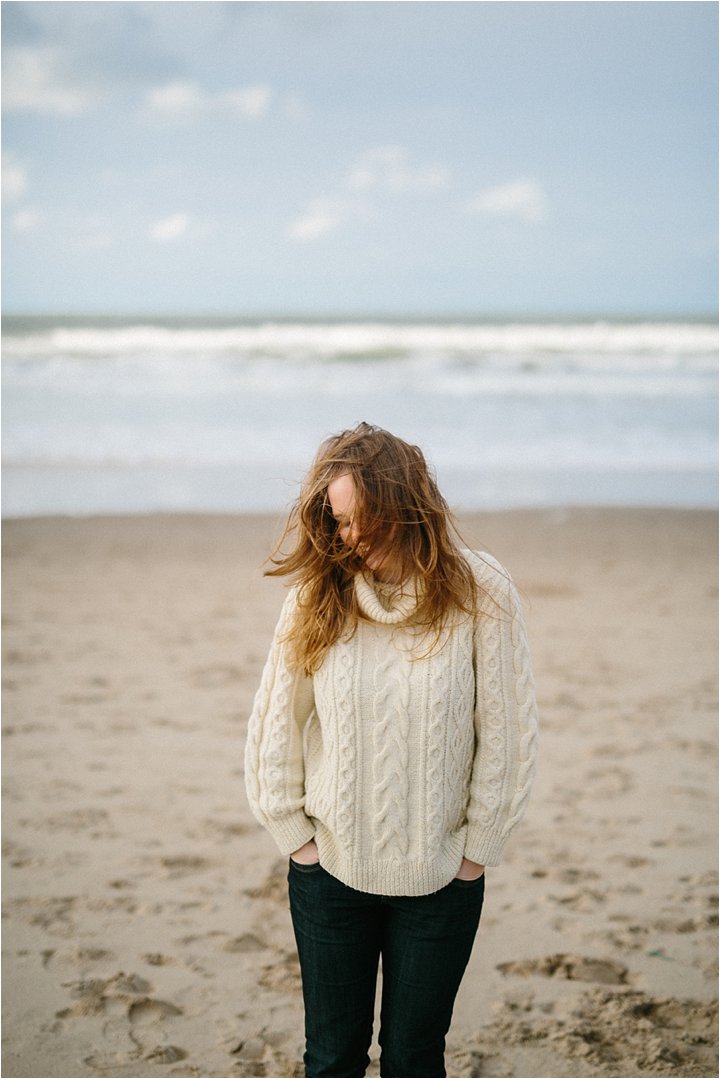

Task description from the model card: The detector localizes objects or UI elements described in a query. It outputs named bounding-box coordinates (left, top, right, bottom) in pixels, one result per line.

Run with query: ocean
left=2, top=315, right=717, bottom=517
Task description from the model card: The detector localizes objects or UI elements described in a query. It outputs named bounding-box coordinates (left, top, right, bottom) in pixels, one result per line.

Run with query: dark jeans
left=287, top=860, right=485, bottom=1078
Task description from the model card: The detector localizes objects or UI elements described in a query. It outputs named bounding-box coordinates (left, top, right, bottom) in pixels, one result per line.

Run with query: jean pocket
left=289, top=858, right=323, bottom=874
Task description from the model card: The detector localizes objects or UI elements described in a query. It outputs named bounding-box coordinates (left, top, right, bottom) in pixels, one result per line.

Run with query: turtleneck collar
left=354, top=572, right=420, bottom=625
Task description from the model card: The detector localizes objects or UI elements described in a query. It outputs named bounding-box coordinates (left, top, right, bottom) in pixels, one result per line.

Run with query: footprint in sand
left=231, top=1032, right=303, bottom=1079
left=497, top=953, right=629, bottom=985
left=224, top=932, right=269, bottom=954
left=610, top=854, right=654, bottom=869
left=652, top=913, right=718, bottom=934
left=467, top=988, right=717, bottom=1076
left=56, top=971, right=189, bottom=1066
left=597, top=923, right=650, bottom=952
left=143, top=952, right=175, bottom=966
left=548, top=888, right=607, bottom=911
left=56, top=971, right=182, bottom=1020
left=556, top=866, right=602, bottom=884
left=259, top=952, right=302, bottom=993
left=144, top=1045, right=188, bottom=1063
left=56, top=979, right=109, bottom=1018
left=530, top=865, right=602, bottom=884
left=128, top=997, right=183, bottom=1023
left=9, top=895, right=78, bottom=938
left=243, top=860, right=289, bottom=904
left=159, top=854, right=213, bottom=877
left=43, top=945, right=116, bottom=971
left=3, top=839, right=42, bottom=869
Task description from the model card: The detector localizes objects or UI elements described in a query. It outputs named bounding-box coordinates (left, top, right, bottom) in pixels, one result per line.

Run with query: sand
left=2, top=508, right=717, bottom=1079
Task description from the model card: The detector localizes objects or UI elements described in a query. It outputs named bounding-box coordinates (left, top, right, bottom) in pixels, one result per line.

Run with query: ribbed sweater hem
left=313, top=826, right=468, bottom=897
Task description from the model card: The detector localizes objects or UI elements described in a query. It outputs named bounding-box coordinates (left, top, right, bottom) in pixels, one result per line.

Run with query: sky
left=2, top=0, right=717, bottom=317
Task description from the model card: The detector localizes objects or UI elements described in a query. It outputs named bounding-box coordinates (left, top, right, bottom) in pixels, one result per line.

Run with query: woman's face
left=327, top=473, right=396, bottom=579
left=327, top=473, right=360, bottom=546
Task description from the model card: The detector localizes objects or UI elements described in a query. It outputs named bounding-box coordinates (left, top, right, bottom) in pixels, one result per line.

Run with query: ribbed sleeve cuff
left=267, top=811, right=316, bottom=857
left=463, top=827, right=507, bottom=868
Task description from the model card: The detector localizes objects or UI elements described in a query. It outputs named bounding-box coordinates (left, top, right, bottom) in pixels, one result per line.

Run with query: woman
left=245, top=422, right=538, bottom=1078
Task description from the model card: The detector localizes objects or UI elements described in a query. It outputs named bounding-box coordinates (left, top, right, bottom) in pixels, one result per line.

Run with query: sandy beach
left=2, top=507, right=717, bottom=1079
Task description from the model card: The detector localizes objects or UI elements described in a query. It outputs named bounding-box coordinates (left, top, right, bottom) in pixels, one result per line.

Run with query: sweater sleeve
left=463, top=553, right=538, bottom=867
left=244, top=587, right=317, bottom=856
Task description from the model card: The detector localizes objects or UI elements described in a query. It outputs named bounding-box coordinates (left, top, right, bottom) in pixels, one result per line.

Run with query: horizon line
left=3, top=309, right=718, bottom=324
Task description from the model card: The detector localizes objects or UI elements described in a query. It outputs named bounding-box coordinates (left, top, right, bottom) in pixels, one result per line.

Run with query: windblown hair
left=266, top=422, right=485, bottom=675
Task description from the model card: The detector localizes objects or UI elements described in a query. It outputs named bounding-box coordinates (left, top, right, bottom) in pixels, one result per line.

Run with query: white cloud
left=2, top=154, right=27, bottom=202
left=464, top=179, right=548, bottom=223
left=288, top=145, right=449, bottom=243
left=145, top=80, right=273, bottom=122
left=149, top=213, right=190, bottom=242
left=12, top=208, right=43, bottom=234
left=347, top=147, right=450, bottom=193
left=288, top=199, right=348, bottom=241
left=219, top=84, right=273, bottom=119
left=2, top=46, right=98, bottom=115
left=145, top=81, right=205, bottom=119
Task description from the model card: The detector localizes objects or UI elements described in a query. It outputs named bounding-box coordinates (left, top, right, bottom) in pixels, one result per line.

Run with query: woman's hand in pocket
left=455, top=857, right=485, bottom=881
left=290, top=839, right=320, bottom=865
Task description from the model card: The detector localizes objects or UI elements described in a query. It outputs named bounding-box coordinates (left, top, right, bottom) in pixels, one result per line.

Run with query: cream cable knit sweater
left=245, top=550, right=538, bottom=897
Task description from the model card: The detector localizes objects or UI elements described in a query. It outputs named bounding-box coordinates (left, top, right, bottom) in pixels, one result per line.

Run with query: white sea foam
left=3, top=319, right=717, bottom=360
left=3, top=321, right=716, bottom=413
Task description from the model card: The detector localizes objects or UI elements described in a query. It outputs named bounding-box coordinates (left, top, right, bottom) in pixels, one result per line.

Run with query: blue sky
left=2, top=1, right=717, bottom=316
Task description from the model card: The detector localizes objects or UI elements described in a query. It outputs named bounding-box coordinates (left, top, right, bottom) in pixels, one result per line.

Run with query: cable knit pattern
left=319, top=638, right=357, bottom=848
left=445, top=628, right=476, bottom=832
left=473, top=611, right=506, bottom=828
left=501, top=590, right=539, bottom=835
left=371, top=637, right=410, bottom=858
left=423, top=638, right=450, bottom=854
left=245, top=550, right=538, bottom=896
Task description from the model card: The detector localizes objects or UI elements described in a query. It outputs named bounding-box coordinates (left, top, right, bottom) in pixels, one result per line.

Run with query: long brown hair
left=266, top=422, right=482, bottom=674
